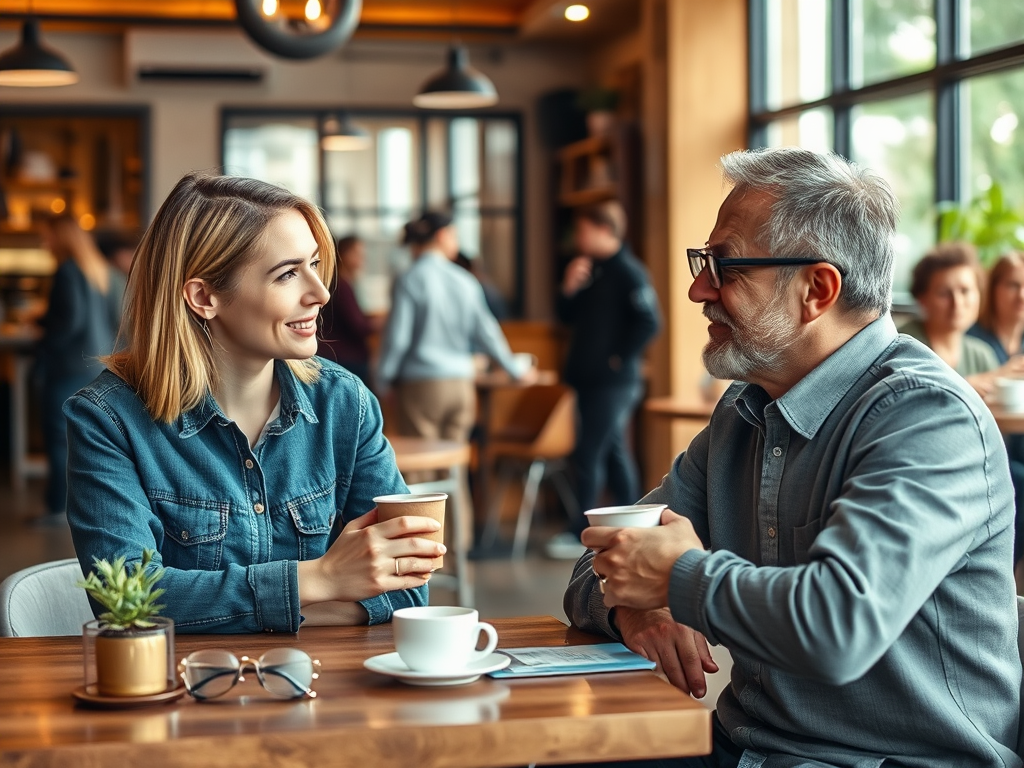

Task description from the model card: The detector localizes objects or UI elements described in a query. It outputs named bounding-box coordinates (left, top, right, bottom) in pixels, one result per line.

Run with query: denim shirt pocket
left=150, top=491, right=229, bottom=571
left=284, top=482, right=337, bottom=561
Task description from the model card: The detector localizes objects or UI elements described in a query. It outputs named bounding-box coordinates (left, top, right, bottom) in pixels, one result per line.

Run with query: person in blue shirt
left=65, top=173, right=443, bottom=633
left=376, top=211, right=532, bottom=446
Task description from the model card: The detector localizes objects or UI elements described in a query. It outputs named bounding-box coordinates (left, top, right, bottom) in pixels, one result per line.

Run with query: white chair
left=0, top=558, right=94, bottom=637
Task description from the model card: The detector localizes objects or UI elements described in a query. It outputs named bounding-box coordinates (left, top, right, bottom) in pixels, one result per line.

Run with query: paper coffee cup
left=374, top=493, right=448, bottom=569
left=584, top=503, right=667, bottom=528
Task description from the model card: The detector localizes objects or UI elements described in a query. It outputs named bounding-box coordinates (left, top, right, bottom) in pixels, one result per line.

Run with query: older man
left=564, top=148, right=1021, bottom=768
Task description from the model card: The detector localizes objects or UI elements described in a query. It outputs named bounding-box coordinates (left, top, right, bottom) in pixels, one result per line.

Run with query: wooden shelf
left=559, top=185, right=617, bottom=207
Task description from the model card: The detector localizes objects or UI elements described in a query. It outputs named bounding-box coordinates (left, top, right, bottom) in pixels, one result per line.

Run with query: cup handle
left=471, top=622, right=499, bottom=662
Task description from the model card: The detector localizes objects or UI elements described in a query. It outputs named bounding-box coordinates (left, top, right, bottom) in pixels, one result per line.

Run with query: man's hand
left=614, top=606, right=718, bottom=698
left=561, top=256, right=592, bottom=296
left=582, top=509, right=704, bottom=610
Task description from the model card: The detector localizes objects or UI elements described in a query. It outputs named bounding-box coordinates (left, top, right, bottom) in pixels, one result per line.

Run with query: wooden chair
left=480, top=384, right=578, bottom=559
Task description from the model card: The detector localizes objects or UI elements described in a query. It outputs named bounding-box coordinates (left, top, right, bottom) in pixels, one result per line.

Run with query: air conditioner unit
left=124, top=29, right=271, bottom=85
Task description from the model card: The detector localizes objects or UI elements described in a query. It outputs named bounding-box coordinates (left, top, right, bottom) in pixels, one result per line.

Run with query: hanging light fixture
left=321, top=113, right=370, bottom=151
left=0, top=19, right=78, bottom=87
left=413, top=45, right=497, bottom=110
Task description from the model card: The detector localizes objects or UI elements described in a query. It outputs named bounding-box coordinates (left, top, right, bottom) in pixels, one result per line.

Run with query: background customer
left=318, top=234, right=379, bottom=390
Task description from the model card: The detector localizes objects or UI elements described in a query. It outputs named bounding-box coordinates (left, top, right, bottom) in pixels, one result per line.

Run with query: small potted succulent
left=78, top=549, right=175, bottom=696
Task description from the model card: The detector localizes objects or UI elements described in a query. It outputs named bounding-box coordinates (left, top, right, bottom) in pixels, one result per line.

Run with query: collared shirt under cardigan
left=65, top=359, right=426, bottom=633
left=375, top=250, right=522, bottom=393
left=564, top=315, right=1022, bottom=768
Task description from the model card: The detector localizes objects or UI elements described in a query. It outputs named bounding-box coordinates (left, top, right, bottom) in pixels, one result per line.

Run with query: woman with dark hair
left=376, top=211, right=532, bottom=445
left=968, top=251, right=1024, bottom=363
left=65, top=173, right=440, bottom=633
left=317, top=235, right=379, bottom=389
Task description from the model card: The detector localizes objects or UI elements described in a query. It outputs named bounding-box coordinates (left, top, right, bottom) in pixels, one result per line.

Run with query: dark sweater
left=318, top=278, right=373, bottom=366
left=555, top=245, right=660, bottom=388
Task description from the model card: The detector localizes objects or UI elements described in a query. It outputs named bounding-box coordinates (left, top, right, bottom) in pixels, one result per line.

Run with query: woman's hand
left=297, top=509, right=445, bottom=605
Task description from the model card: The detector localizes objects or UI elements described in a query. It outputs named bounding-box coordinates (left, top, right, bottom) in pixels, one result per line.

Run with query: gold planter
left=83, top=617, right=175, bottom=697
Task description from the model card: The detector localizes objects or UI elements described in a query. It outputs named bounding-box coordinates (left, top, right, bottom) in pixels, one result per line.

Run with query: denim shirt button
left=181, top=530, right=190, bottom=540
left=245, top=459, right=254, bottom=469
left=767, top=527, right=776, bottom=538
left=253, top=503, right=265, bottom=514
left=772, top=447, right=782, bottom=457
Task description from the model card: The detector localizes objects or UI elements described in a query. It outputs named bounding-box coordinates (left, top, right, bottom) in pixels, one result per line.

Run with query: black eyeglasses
left=687, top=247, right=844, bottom=289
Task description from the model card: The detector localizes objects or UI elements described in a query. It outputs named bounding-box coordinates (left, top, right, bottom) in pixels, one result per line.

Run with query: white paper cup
left=393, top=606, right=498, bottom=673
left=584, top=503, right=667, bottom=528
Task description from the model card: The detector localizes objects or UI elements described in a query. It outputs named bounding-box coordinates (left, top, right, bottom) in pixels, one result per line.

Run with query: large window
left=222, top=109, right=523, bottom=315
left=751, top=0, right=1024, bottom=302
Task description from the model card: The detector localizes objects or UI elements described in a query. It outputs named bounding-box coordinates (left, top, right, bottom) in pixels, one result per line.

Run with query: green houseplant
left=79, top=549, right=173, bottom=696
left=937, top=182, right=1024, bottom=267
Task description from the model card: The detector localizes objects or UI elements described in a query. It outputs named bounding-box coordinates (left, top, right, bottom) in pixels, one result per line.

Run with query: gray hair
left=719, top=147, right=900, bottom=316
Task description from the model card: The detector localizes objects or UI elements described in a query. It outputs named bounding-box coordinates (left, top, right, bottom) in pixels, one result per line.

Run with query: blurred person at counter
left=36, top=214, right=126, bottom=522
left=547, top=199, right=660, bottom=560
left=376, top=211, right=533, bottom=447
left=318, top=235, right=379, bottom=390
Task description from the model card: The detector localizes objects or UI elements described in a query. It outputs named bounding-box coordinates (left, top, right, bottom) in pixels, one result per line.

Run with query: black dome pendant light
left=413, top=0, right=497, bottom=110
left=0, top=18, right=78, bottom=87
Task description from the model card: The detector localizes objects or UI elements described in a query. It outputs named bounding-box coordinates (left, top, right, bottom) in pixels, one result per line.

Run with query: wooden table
left=0, top=616, right=711, bottom=768
left=390, top=436, right=474, bottom=607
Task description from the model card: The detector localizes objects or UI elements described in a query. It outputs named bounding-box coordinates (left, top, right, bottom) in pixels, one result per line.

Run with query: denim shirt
left=65, top=359, right=427, bottom=633
left=565, top=315, right=1022, bottom=767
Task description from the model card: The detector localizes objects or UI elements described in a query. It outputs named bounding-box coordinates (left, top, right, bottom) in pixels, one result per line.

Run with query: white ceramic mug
left=393, top=606, right=498, bottom=673
left=996, top=377, right=1024, bottom=413
left=584, top=503, right=667, bottom=528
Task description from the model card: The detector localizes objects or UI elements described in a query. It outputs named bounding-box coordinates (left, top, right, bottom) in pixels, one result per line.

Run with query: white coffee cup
left=393, top=606, right=498, bottom=673
left=512, top=352, right=538, bottom=377
left=584, top=503, right=668, bottom=528
left=996, top=377, right=1024, bottom=413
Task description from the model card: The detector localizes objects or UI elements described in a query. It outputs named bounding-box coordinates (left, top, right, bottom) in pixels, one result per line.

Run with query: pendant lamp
left=413, top=45, right=497, bottom=110
left=321, top=113, right=370, bottom=151
left=0, top=19, right=78, bottom=87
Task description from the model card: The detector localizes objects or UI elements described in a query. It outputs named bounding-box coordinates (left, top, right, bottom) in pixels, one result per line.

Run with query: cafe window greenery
left=221, top=109, right=523, bottom=315
left=749, top=0, right=1024, bottom=302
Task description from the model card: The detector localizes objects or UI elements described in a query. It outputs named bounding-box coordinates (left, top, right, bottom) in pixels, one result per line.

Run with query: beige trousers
left=395, top=378, right=476, bottom=483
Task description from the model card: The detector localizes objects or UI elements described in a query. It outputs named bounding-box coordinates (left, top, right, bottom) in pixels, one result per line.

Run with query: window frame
left=749, top=0, right=1024, bottom=308
left=219, top=106, right=526, bottom=316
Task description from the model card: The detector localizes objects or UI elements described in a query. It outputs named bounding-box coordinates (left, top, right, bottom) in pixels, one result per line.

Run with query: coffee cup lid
left=373, top=493, right=448, bottom=503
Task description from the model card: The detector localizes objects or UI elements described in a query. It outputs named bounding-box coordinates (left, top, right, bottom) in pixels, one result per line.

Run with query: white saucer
left=363, top=652, right=510, bottom=686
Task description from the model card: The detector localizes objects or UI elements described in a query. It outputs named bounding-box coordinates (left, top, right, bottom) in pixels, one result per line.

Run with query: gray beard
left=701, top=290, right=797, bottom=381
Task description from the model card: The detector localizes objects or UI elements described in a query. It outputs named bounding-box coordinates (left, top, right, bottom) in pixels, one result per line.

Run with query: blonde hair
left=104, top=173, right=336, bottom=423
left=979, top=251, right=1024, bottom=332
left=46, top=214, right=112, bottom=295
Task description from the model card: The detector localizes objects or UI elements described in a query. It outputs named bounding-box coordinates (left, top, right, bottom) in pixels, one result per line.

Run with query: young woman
left=66, top=173, right=443, bottom=633
left=37, top=215, right=126, bottom=521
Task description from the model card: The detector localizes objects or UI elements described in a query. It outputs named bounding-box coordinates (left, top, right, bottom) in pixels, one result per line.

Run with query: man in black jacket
left=547, top=200, right=661, bottom=559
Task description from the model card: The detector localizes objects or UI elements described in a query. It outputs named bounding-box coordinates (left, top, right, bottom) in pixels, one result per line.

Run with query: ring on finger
left=395, top=557, right=402, bottom=576
left=595, top=572, right=608, bottom=594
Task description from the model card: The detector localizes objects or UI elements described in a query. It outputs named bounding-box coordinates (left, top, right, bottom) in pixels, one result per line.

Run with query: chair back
left=0, top=559, right=93, bottom=637
left=490, top=384, right=576, bottom=460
